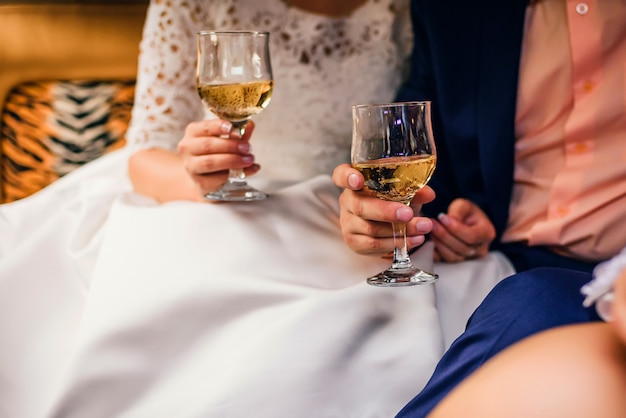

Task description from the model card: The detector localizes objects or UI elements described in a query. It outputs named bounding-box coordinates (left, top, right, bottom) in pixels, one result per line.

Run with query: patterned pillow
left=0, top=80, right=134, bottom=203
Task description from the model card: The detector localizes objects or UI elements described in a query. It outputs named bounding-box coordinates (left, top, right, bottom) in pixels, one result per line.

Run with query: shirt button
left=576, top=3, right=589, bottom=15
left=556, top=206, right=570, bottom=217
left=574, top=142, right=589, bottom=153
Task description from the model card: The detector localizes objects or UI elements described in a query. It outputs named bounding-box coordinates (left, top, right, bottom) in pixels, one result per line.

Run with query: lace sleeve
left=125, top=0, right=213, bottom=151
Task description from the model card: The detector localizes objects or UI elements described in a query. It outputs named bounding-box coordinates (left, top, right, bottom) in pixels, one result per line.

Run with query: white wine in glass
left=197, top=30, right=273, bottom=201
left=352, top=101, right=438, bottom=286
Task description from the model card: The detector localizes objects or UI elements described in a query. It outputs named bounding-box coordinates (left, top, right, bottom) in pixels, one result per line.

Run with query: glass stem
left=227, top=121, right=249, bottom=184
left=391, top=222, right=413, bottom=270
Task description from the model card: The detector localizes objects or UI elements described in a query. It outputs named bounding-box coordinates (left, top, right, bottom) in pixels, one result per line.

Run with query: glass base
left=204, top=182, right=268, bottom=202
left=367, top=267, right=438, bottom=287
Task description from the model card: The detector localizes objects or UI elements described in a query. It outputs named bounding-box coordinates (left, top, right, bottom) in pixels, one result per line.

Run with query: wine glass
left=197, top=30, right=273, bottom=201
left=351, top=101, right=439, bottom=287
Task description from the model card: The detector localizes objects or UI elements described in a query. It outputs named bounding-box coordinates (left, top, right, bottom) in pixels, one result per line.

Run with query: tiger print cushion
left=0, top=80, right=134, bottom=203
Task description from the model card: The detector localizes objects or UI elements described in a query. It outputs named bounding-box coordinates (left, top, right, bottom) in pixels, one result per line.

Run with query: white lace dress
left=0, top=1, right=515, bottom=418
left=127, top=0, right=413, bottom=180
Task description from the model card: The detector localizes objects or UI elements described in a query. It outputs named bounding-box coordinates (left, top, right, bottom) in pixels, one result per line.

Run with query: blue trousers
left=396, top=267, right=602, bottom=417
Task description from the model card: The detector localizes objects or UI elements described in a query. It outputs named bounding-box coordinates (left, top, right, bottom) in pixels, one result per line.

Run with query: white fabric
left=0, top=168, right=514, bottom=418
left=0, top=150, right=132, bottom=418
left=0, top=1, right=517, bottom=417
left=581, top=246, right=626, bottom=321
left=45, top=177, right=443, bottom=418
left=433, top=252, right=515, bottom=350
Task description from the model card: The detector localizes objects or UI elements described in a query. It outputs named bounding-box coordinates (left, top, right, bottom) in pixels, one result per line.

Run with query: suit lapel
left=476, top=0, right=529, bottom=237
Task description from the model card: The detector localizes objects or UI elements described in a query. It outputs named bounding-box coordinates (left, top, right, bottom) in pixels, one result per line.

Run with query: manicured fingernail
left=221, top=121, right=232, bottom=133
left=416, top=219, right=432, bottom=234
left=241, top=155, right=253, bottom=164
left=438, top=212, right=451, bottom=226
left=408, top=236, right=426, bottom=247
left=396, top=206, right=414, bottom=221
left=238, top=143, right=250, bottom=153
left=348, top=173, right=360, bottom=189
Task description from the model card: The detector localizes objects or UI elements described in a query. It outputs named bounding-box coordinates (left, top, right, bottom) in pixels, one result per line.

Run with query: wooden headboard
left=0, top=1, right=148, bottom=113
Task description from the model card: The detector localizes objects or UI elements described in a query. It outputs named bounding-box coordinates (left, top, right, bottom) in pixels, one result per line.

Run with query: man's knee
left=468, top=267, right=598, bottom=331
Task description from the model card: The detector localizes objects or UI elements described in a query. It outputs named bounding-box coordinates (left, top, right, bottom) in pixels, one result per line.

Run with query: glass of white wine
left=197, top=30, right=274, bottom=201
left=351, top=101, right=439, bottom=286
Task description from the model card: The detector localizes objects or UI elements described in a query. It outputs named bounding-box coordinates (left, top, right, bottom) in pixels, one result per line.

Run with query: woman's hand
left=332, top=163, right=435, bottom=257
left=177, top=119, right=260, bottom=196
left=128, top=119, right=260, bottom=203
left=431, top=199, right=496, bottom=262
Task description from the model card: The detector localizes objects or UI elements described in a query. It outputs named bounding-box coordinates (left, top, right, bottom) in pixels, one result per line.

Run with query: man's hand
left=431, top=198, right=496, bottom=262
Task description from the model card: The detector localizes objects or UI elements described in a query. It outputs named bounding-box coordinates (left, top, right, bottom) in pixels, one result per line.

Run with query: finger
left=339, top=189, right=415, bottom=224
left=446, top=198, right=474, bottom=222
left=406, top=216, right=434, bottom=249
left=240, top=120, right=255, bottom=141
left=344, top=218, right=429, bottom=256
left=342, top=231, right=398, bottom=256
left=338, top=188, right=400, bottom=255
left=437, top=212, right=493, bottom=247
left=431, top=219, right=477, bottom=260
left=339, top=193, right=397, bottom=238
left=186, top=153, right=256, bottom=176
left=451, top=199, right=491, bottom=230
left=432, top=235, right=467, bottom=263
left=180, top=135, right=252, bottom=157
left=332, top=164, right=364, bottom=190
left=409, top=185, right=436, bottom=211
left=185, top=119, right=233, bottom=138
left=445, top=200, right=496, bottom=244
left=191, top=164, right=261, bottom=196
left=339, top=209, right=397, bottom=256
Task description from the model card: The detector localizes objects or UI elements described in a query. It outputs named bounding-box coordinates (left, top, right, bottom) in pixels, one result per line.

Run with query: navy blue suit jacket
left=396, top=0, right=598, bottom=273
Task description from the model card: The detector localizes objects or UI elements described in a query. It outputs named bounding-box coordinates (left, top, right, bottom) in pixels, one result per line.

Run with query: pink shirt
left=502, top=0, right=626, bottom=262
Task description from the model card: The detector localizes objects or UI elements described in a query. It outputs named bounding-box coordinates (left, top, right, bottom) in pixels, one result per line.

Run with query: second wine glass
left=352, top=101, right=439, bottom=286
left=197, top=30, right=273, bottom=201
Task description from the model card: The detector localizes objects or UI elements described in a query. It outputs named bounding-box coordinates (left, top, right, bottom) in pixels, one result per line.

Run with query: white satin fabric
left=0, top=150, right=132, bottom=418
left=0, top=150, right=515, bottom=418
left=45, top=175, right=444, bottom=418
